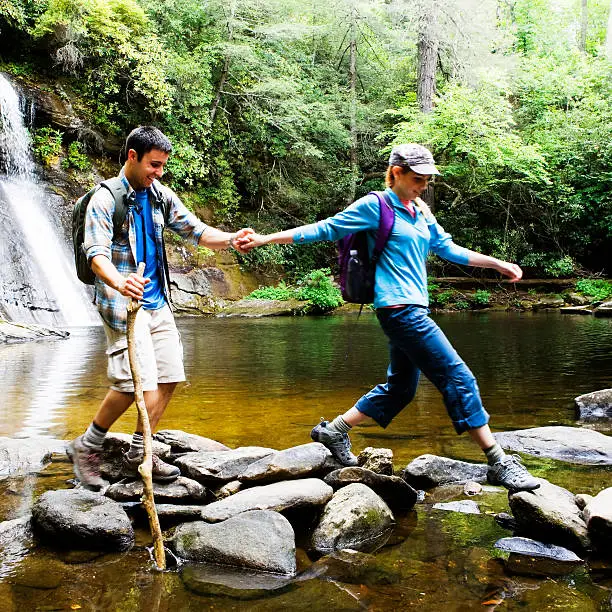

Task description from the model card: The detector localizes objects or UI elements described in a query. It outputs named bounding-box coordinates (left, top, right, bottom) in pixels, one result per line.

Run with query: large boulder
left=169, top=510, right=296, bottom=575
left=0, top=437, right=66, bottom=476
left=201, top=478, right=333, bottom=522
left=494, top=537, right=584, bottom=576
left=494, top=426, right=612, bottom=465
left=239, top=443, right=330, bottom=483
left=582, top=487, right=612, bottom=553
left=575, top=389, right=612, bottom=420
left=508, top=479, right=590, bottom=552
left=153, top=430, right=230, bottom=454
left=310, top=483, right=395, bottom=554
left=105, top=476, right=210, bottom=504
left=32, top=489, right=134, bottom=551
left=217, top=298, right=310, bottom=318
left=401, top=454, right=488, bottom=489
left=174, top=447, right=275, bottom=484
left=324, top=467, right=418, bottom=511
left=357, top=447, right=394, bottom=475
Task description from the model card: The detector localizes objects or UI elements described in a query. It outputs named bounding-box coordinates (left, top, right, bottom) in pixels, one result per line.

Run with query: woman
left=241, top=144, right=539, bottom=492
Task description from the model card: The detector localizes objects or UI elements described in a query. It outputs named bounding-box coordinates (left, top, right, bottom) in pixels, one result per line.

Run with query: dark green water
left=1, top=311, right=611, bottom=610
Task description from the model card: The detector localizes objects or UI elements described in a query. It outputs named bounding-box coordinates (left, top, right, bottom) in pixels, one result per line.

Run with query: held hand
left=497, top=261, right=523, bottom=283
left=118, top=272, right=150, bottom=300
left=238, top=232, right=269, bottom=252
left=232, top=228, right=255, bottom=254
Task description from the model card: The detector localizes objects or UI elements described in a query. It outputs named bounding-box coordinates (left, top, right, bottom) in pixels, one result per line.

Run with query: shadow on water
left=1, top=311, right=611, bottom=610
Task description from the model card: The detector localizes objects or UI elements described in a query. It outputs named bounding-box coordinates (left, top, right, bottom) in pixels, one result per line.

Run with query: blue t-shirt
left=293, top=188, right=470, bottom=308
left=133, top=189, right=165, bottom=310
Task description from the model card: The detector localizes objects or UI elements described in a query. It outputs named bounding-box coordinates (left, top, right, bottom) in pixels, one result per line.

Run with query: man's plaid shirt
left=84, top=168, right=207, bottom=332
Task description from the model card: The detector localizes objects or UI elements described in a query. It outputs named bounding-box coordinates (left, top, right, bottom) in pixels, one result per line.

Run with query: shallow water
left=1, top=311, right=611, bottom=610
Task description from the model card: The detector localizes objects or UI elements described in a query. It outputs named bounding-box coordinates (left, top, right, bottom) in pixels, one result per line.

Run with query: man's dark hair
left=124, top=126, right=172, bottom=161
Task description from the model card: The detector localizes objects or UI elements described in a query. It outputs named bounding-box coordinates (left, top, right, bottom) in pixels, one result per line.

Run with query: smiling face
left=124, top=147, right=169, bottom=191
left=391, top=167, right=433, bottom=201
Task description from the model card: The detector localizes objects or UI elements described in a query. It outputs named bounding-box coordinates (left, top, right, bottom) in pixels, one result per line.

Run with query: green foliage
left=575, top=279, right=612, bottom=301
left=246, top=268, right=342, bottom=312
left=432, top=290, right=454, bottom=306
left=61, top=140, right=91, bottom=170
left=295, top=267, right=343, bottom=311
left=454, top=300, right=469, bottom=310
left=31, top=127, right=62, bottom=165
left=472, top=290, right=491, bottom=305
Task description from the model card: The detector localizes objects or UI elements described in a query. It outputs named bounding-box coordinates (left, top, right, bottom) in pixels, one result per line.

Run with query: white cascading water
left=0, top=73, right=98, bottom=327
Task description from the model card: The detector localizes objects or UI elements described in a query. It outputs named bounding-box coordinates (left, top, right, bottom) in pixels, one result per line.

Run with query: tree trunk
left=210, top=1, right=237, bottom=125
left=579, top=0, right=588, bottom=52
left=346, top=6, right=358, bottom=205
left=417, top=1, right=439, bottom=114
left=605, top=0, right=612, bottom=59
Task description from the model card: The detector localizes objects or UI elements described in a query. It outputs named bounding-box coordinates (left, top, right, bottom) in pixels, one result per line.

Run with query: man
left=69, top=126, right=251, bottom=491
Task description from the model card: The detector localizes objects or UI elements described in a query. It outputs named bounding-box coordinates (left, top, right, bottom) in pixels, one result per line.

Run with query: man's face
left=125, top=148, right=169, bottom=190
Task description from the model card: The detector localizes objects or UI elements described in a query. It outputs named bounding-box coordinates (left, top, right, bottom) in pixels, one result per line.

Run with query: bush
left=432, top=290, right=454, bottom=306
left=61, top=140, right=90, bottom=170
left=295, top=268, right=343, bottom=311
left=575, top=279, right=612, bottom=301
left=246, top=281, right=295, bottom=301
left=454, top=300, right=470, bottom=310
left=473, top=289, right=491, bottom=305
left=31, top=127, right=62, bottom=165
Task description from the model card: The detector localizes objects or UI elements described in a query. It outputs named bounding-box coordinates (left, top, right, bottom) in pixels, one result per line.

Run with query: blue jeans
left=355, top=305, right=489, bottom=433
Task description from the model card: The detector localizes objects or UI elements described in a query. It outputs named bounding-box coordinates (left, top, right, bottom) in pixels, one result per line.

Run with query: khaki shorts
left=104, top=304, right=185, bottom=393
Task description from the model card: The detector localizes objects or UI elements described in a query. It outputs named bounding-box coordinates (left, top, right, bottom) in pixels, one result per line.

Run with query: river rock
left=594, top=300, right=612, bottom=317
left=0, top=320, right=69, bottom=343
left=432, top=500, right=480, bottom=514
left=101, top=433, right=172, bottom=459
left=566, top=293, right=591, bottom=306
left=170, top=510, right=297, bottom=575
left=324, top=467, right=417, bottom=510
left=32, top=489, right=134, bottom=551
left=583, top=488, right=612, bottom=552
left=0, top=437, right=66, bottom=476
left=310, top=483, right=395, bottom=554
left=214, top=480, right=243, bottom=499
left=201, top=478, right=333, bottom=522
left=153, top=430, right=230, bottom=454
left=358, top=447, right=393, bottom=475
left=401, top=454, right=488, bottom=489
left=494, top=537, right=584, bottom=576
left=494, top=426, right=612, bottom=464
left=174, top=447, right=275, bottom=484
left=533, top=297, right=565, bottom=309
left=181, top=564, right=293, bottom=599
left=574, top=494, right=594, bottom=510
left=239, top=443, right=330, bottom=483
left=560, top=306, right=593, bottom=315
left=575, top=389, right=612, bottom=420
left=217, top=298, right=310, bottom=317
left=508, top=479, right=590, bottom=552
left=105, top=476, right=210, bottom=503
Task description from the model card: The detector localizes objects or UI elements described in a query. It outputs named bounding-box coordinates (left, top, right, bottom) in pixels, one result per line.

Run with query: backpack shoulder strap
left=150, top=180, right=172, bottom=223
left=414, top=196, right=435, bottom=222
left=368, top=191, right=396, bottom=262
left=99, top=177, right=128, bottom=239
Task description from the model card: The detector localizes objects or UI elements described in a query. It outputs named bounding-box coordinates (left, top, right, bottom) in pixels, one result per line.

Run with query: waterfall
left=0, top=73, right=98, bottom=327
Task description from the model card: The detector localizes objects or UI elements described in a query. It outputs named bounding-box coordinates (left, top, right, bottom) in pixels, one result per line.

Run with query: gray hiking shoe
left=311, top=420, right=358, bottom=466
left=487, top=455, right=540, bottom=492
left=122, top=452, right=180, bottom=483
left=68, top=435, right=108, bottom=492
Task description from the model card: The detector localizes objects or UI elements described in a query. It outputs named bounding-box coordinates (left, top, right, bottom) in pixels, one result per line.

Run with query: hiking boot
left=68, top=435, right=108, bottom=492
left=122, top=453, right=180, bottom=483
left=487, top=455, right=540, bottom=492
left=311, top=420, right=358, bottom=466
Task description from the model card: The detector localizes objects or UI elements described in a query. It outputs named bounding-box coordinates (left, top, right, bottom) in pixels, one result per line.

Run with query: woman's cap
left=388, top=144, right=440, bottom=175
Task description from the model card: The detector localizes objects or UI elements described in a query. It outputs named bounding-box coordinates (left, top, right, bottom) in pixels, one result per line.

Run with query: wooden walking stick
left=126, top=262, right=166, bottom=570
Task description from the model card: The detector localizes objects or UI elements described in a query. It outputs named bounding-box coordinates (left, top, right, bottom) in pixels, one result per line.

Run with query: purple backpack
left=338, top=191, right=396, bottom=304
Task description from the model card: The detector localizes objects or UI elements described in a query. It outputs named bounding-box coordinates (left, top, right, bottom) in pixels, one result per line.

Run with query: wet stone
left=594, top=300, right=612, bottom=317
left=463, top=481, right=483, bottom=496
left=494, top=537, right=584, bottom=576
left=181, top=564, right=294, bottom=600
left=401, top=454, right=488, bottom=489
left=32, top=489, right=134, bottom=552
left=214, top=480, right=242, bottom=500
left=432, top=500, right=481, bottom=514
left=509, top=479, right=590, bottom=552
left=575, top=389, right=612, bottom=420
left=495, top=512, right=518, bottom=531
left=239, top=443, right=330, bottom=484
left=101, top=433, right=171, bottom=460
left=324, top=466, right=417, bottom=511
left=310, top=483, right=395, bottom=554
left=201, top=478, right=333, bottom=522
left=105, top=476, right=211, bottom=504
left=0, top=437, right=66, bottom=477
left=154, top=430, right=230, bottom=454
left=583, top=487, right=612, bottom=551
left=575, top=493, right=594, bottom=510
left=494, top=426, right=612, bottom=465
left=357, top=447, right=394, bottom=475
left=170, top=510, right=297, bottom=575
left=174, top=447, right=275, bottom=484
